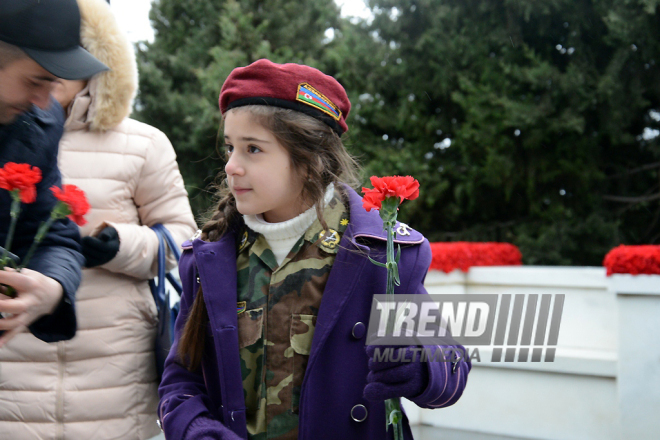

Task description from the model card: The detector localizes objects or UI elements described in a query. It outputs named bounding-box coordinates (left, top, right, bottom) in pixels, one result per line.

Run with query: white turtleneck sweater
left=243, top=184, right=335, bottom=265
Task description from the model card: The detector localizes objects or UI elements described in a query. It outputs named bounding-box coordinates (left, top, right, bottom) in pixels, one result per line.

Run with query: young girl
left=158, top=59, right=471, bottom=440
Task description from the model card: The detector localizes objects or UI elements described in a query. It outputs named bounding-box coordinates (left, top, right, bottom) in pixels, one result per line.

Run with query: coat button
left=351, top=404, right=368, bottom=422
left=352, top=322, right=366, bottom=339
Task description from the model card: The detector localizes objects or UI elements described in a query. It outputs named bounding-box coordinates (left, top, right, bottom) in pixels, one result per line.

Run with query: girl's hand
left=363, top=344, right=430, bottom=401
left=182, top=414, right=243, bottom=440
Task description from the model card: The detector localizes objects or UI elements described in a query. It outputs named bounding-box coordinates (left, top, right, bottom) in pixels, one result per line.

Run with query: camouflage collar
left=236, top=227, right=258, bottom=255
left=303, top=191, right=350, bottom=254
left=238, top=191, right=349, bottom=272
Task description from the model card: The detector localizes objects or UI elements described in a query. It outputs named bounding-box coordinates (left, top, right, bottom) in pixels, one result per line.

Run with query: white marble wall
left=401, top=267, right=660, bottom=440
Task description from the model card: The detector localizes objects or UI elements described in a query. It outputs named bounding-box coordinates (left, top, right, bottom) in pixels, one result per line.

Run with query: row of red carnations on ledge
left=425, top=242, right=659, bottom=276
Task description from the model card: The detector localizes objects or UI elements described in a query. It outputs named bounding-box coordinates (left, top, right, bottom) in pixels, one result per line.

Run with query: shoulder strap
left=149, top=226, right=167, bottom=310
left=149, top=224, right=183, bottom=310
left=152, top=223, right=182, bottom=260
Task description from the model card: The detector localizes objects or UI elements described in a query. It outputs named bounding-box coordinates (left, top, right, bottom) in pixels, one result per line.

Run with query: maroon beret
left=219, top=59, right=351, bottom=134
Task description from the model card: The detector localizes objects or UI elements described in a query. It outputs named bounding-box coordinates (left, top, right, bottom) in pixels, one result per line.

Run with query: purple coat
left=158, top=187, right=471, bottom=439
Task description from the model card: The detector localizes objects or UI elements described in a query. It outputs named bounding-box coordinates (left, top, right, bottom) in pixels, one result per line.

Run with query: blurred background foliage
left=135, top=0, right=660, bottom=266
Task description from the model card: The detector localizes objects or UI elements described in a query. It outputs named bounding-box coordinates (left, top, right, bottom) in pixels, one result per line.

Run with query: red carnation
left=603, top=245, right=660, bottom=276
left=0, top=162, right=42, bottom=203
left=362, top=190, right=386, bottom=212
left=361, top=175, right=420, bottom=212
left=51, top=185, right=90, bottom=226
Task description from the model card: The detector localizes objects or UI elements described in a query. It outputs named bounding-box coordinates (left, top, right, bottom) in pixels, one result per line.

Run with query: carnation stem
left=1, top=194, right=21, bottom=264
left=19, top=214, right=56, bottom=270
left=0, top=194, right=22, bottom=297
left=382, top=202, right=403, bottom=440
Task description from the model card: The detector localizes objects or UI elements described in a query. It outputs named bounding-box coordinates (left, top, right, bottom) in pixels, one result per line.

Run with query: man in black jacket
left=0, top=0, right=108, bottom=346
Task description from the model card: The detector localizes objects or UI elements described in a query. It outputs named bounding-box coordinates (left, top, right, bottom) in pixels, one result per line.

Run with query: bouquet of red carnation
left=362, top=175, right=420, bottom=440
left=0, top=162, right=90, bottom=297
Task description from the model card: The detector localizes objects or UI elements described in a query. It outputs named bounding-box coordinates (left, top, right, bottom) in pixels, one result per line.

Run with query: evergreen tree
left=330, top=0, right=660, bottom=265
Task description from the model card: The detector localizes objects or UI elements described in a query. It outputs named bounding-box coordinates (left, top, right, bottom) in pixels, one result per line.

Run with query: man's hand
left=0, top=268, right=63, bottom=347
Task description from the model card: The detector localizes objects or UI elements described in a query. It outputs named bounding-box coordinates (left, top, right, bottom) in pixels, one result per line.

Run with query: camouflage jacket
left=236, top=192, right=349, bottom=439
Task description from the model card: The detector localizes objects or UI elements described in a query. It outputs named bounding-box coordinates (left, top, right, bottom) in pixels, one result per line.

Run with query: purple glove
left=363, top=344, right=429, bottom=402
left=184, top=414, right=242, bottom=440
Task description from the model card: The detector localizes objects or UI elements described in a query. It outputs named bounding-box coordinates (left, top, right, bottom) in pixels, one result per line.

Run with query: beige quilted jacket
left=0, top=0, right=196, bottom=438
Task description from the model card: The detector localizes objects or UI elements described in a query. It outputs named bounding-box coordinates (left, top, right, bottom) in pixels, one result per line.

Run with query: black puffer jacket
left=0, top=100, right=83, bottom=342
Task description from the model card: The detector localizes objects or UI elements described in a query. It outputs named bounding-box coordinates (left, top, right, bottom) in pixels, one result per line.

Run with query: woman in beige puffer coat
left=0, top=0, right=197, bottom=439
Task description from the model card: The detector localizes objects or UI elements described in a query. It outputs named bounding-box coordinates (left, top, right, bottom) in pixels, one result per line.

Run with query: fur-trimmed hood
left=66, top=0, right=137, bottom=132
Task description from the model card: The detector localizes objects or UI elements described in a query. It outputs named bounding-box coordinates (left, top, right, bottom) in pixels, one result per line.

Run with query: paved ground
left=151, top=425, right=526, bottom=439
left=411, top=425, right=527, bottom=439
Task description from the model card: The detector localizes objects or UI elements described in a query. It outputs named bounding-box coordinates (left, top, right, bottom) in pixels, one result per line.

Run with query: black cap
left=0, top=0, right=109, bottom=80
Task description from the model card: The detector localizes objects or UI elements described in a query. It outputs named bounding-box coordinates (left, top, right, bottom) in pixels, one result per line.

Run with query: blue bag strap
left=150, top=226, right=168, bottom=311
left=150, top=224, right=184, bottom=311
left=166, top=272, right=183, bottom=295
left=152, top=223, right=182, bottom=261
